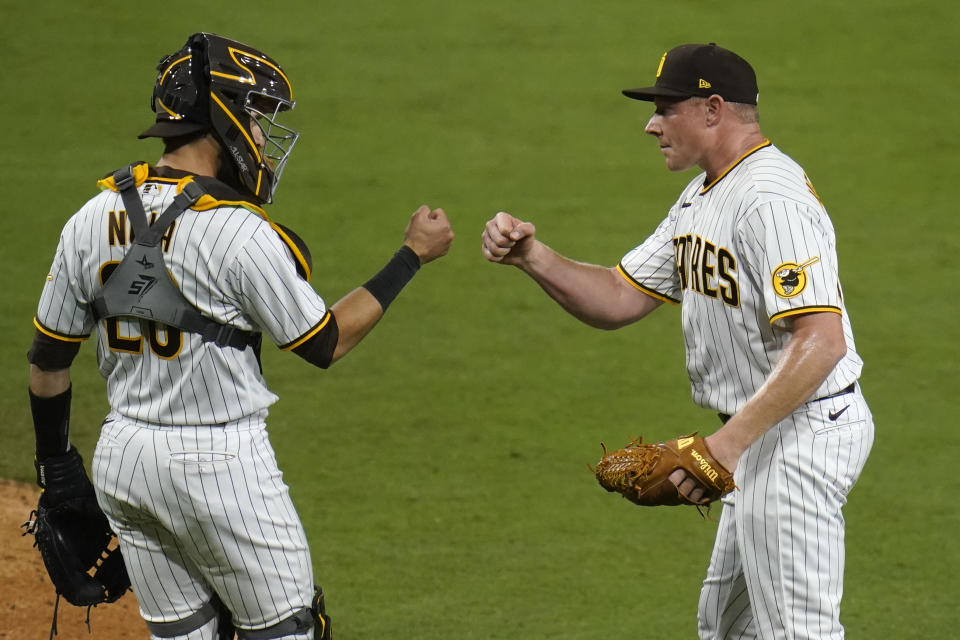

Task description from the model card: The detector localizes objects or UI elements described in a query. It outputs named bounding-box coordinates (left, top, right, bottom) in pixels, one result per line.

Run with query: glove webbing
left=21, top=513, right=96, bottom=640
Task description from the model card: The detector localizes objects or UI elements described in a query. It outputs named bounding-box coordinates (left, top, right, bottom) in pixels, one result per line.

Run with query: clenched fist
left=404, top=205, right=454, bottom=264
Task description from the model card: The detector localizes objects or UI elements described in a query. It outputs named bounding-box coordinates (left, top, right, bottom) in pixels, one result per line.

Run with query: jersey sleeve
left=34, top=215, right=95, bottom=342
left=618, top=210, right=681, bottom=304
left=737, top=199, right=843, bottom=327
left=229, top=223, right=331, bottom=348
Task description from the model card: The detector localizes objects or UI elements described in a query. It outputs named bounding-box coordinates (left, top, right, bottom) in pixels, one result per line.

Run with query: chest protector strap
left=90, top=165, right=259, bottom=350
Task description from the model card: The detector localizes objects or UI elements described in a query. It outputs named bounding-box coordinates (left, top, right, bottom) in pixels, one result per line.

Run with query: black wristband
left=30, top=386, right=72, bottom=460
left=362, top=245, right=421, bottom=311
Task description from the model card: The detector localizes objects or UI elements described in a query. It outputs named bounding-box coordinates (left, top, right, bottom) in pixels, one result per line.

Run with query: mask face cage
left=246, top=91, right=300, bottom=199
left=200, top=33, right=298, bottom=204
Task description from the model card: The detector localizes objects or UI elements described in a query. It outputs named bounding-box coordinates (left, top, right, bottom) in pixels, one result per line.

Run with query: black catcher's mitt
left=23, top=446, right=130, bottom=606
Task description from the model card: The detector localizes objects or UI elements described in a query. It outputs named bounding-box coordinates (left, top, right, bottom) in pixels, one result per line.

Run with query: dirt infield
left=0, top=479, right=147, bottom=639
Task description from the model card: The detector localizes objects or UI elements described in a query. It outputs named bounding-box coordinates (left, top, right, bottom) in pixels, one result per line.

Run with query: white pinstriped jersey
left=35, top=166, right=329, bottom=425
left=619, top=142, right=862, bottom=414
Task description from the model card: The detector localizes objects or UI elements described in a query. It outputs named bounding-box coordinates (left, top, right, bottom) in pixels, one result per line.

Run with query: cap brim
left=138, top=119, right=208, bottom=139
left=622, top=86, right=693, bottom=102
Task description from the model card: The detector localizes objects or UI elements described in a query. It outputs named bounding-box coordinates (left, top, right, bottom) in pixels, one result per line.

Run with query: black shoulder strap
left=112, top=166, right=149, bottom=239
left=90, top=165, right=259, bottom=350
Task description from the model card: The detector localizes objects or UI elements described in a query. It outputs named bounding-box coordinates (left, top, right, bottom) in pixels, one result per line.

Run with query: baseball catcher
left=22, top=445, right=131, bottom=609
left=594, top=434, right=735, bottom=507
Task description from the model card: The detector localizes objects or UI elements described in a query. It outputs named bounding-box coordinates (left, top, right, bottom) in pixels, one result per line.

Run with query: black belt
left=718, top=382, right=855, bottom=424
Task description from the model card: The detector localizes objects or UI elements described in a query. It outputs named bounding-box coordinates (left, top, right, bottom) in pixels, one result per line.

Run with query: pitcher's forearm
left=519, top=242, right=661, bottom=329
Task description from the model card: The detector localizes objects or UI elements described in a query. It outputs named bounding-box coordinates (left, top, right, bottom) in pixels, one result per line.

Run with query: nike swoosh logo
left=828, top=405, right=850, bottom=421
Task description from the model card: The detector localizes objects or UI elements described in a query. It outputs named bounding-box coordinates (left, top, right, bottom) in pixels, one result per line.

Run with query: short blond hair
left=687, top=96, right=759, bottom=124
left=728, top=101, right=759, bottom=124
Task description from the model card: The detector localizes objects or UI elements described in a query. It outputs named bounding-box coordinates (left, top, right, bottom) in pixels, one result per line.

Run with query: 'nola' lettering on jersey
left=107, top=210, right=176, bottom=252
left=672, top=234, right=740, bottom=307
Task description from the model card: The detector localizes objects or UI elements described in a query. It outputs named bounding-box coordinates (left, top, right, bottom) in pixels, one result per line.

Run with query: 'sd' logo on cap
left=656, top=52, right=667, bottom=78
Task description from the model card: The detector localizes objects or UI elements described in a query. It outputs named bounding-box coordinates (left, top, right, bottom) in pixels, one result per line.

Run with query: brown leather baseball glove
left=594, top=434, right=735, bottom=506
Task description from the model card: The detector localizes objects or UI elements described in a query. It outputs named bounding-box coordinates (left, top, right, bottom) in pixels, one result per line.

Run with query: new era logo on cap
left=623, top=43, right=759, bottom=105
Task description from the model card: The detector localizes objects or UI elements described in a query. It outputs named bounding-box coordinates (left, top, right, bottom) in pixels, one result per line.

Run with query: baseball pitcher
left=482, top=43, right=872, bottom=639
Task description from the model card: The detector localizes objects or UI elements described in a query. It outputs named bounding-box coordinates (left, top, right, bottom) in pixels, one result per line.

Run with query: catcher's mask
left=139, top=32, right=300, bottom=204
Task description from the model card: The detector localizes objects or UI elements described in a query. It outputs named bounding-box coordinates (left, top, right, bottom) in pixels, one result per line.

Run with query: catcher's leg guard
left=145, top=596, right=232, bottom=639
left=235, top=586, right=332, bottom=640
left=312, top=586, right=333, bottom=640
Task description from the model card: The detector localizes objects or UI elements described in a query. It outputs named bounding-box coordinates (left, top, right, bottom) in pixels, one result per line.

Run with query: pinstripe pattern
left=619, top=145, right=873, bottom=638
left=93, top=413, right=314, bottom=635
left=36, top=170, right=326, bottom=637
left=35, top=176, right=327, bottom=424
left=697, top=390, right=873, bottom=639
left=620, top=145, right=862, bottom=415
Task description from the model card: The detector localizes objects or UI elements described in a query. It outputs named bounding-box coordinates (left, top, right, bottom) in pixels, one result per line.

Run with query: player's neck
left=156, top=135, right=222, bottom=178
left=702, top=125, right=767, bottom=183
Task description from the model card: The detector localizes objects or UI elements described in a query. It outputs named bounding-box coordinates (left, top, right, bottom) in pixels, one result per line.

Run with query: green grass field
left=2, top=0, right=958, bottom=637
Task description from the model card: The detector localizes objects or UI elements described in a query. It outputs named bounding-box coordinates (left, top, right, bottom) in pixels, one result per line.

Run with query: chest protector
left=90, top=165, right=259, bottom=350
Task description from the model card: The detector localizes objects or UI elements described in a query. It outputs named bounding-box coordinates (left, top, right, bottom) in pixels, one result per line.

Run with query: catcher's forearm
left=707, top=312, right=845, bottom=468
left=29, top=366, right=73, bottom=459
left=329, top=287, right=386, bottom=363
left=327, top=245, right=422, bottom=364
left=30, top=365, right=71, bottom=397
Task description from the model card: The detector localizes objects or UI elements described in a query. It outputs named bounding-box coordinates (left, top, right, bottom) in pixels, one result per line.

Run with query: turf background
left=1, top=1, right=957, bottom=637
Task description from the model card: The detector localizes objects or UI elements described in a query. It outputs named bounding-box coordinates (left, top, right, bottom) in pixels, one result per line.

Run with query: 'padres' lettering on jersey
left=619, top=142, right=863, bottom=413
left=672, top=233, right=739, bottom=306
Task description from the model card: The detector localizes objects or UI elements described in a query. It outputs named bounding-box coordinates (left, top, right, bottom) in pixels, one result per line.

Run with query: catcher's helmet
left=139, top=33, right=299, bottom=204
